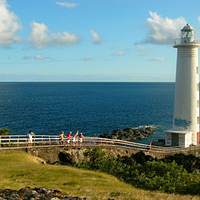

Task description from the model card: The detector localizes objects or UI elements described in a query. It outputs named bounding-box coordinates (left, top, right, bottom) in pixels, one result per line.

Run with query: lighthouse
left=165, top=23, right=200, bottom=147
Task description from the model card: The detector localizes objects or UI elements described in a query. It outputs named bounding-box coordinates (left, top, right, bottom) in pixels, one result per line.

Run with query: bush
left=0, top=128, right=11, bottom=135
left=75, top=146, right=200, bottom=195
left=132, top=160, right=198, bottom=194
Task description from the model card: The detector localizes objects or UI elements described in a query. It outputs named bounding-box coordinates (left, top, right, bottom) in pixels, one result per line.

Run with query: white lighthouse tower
left=165, top=23, right=200, bottom=147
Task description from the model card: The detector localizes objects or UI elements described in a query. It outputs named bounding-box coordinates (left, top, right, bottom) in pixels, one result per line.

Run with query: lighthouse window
left=197, top=117, right=199, bottom=124
left=198, top=100, right=199, bottom=108
left=196, top=67, right=199, bottom=74
left=197, top=83, right=199, bottom=91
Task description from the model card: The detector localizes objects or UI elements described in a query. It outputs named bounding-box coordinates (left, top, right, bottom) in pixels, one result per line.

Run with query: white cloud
left=141, top=11, right=187, bottom=45
left=22, top=56, right=32, bottom=60
left=90, top=30, right=102, bottom=44
left=34, top=55, right=46, bottom=60
left=136, top=45, right=151, bottom=55
left=55, top=2, right=78, bottom=8
left=22, top=54, right=53, bottom=60
left=148, top=57, right=165, bottom=61
left=117, top=51, right=125, bottom=56
left=198, top=17, right=200, bottom=23
left=27, top=21, right=82, bottom=49
left=0, top=0, right=23, bottom=48
left=84, top=57, right=92, bottom=61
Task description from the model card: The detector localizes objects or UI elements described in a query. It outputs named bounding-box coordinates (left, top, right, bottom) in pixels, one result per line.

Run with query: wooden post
left=42, top=136, right=44, bottom=148
left=34, top=136, right=35, bottom=149
left=49, top=136, right=51, bottom=147
left=18, top=136, right=19, bottom=149
left=9, top=136, right=11, bottom=150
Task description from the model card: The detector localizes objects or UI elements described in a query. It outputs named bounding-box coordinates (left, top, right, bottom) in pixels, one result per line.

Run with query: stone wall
left=27, top=146, right=200, bottom=165
left=27, top=146, right=147, bottom=164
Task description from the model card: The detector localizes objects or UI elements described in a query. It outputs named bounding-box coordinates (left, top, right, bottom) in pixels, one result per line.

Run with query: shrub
left=0, top=128, right=11, bottom=135
left=75, top=146, right=200, bottom=195
left=132, top=160, right=197, bottom=193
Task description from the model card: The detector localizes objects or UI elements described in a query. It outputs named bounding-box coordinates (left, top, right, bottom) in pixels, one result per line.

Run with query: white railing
left=174, top=38, right=200, bottom=45
left=0, top=135, right=200, bottom=155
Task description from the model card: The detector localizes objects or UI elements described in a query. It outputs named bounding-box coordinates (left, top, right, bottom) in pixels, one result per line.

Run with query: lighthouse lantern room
left=165, top=23, right=200, bottom=147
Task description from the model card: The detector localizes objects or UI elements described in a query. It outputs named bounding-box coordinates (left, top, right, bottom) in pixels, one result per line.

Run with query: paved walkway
left=1, top=135, right=200, bottom=156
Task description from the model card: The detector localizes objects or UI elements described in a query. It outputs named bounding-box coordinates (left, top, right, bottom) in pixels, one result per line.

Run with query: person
left=59, top=131, right=65, bottom=145
left=27, top=131, right=35, bottom=147
left=66, top=131, right=72, bottom=146
left=73, top=131, right=79, bottom=147
left=79, top=133, right=83, bottom=147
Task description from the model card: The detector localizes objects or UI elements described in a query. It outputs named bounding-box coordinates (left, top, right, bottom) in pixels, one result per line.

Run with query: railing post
left=33, top=136, right=35, bottom=149
left=0, top=136, right=1, bottom=149
left=42, top=136, right=44, bottom=148
left=18, top=136, right=19, bottom=149
left=56, top=137, right=58, bottom=146
left=9, top=136, right=11, bottom=150
left=49, top=136, right=51, bottom=147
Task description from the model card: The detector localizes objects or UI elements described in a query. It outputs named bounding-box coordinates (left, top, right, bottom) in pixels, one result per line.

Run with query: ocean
left=0, top=82, right=175, bottom=144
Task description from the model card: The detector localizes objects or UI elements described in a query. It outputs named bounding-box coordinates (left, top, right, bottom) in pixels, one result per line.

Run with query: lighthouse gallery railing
left=174, top=38, right=200, bottom=45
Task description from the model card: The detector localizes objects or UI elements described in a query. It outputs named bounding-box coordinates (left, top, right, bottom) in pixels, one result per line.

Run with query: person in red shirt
left=66, top=131, right=72, bottom=146
left=79, top=133, right=83, bottom=147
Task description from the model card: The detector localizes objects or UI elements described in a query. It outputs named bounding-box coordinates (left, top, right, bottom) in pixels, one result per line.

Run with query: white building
left=165, top=23, right=200, bottom=147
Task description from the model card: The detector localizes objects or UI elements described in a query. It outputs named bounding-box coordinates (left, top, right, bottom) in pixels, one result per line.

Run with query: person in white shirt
left=27, top=131, right=35, bottom=147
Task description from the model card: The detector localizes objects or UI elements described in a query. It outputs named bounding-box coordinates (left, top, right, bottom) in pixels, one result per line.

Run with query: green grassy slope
left=0, top=150, right=199, bottom=200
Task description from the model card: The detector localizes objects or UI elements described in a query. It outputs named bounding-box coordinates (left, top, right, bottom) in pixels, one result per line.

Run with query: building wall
left=173, top=45, right=199, bottom=145
left=165, top=133, right=171, bottom=146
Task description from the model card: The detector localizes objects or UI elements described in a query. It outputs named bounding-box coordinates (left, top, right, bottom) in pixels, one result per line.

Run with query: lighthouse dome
left=181, top=23, right=194, bottom=32
left=181, top=23, right=194, bottom=44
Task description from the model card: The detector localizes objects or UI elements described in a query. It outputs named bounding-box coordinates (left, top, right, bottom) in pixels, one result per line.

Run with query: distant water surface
left=0, top=82, right=175, bottom=143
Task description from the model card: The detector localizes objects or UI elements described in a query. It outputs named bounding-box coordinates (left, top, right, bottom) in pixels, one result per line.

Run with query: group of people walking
left=59, top=130, right=83, bottom=147
left=26, top=130, right=84, bottom=148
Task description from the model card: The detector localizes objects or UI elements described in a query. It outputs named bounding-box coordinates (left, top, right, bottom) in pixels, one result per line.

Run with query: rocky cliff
left=99, top=126, right=154, bottom=141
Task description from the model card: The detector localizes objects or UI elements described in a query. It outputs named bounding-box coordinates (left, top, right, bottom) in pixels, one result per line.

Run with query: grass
left=0, top=150, right=199, bottom=200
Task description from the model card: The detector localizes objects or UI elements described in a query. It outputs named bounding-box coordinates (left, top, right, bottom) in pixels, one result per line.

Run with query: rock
left=117, top=151, right=155, bottom=166
left=58, top=152, right=74, bottom=165
left=0, top=187, right=91, bottom=200
left=160, top=153, right=199, bottom=173
left=99, top=126, right=154, bottom=141
left=117, top=151, right=200, bottom=174
left=132, top=151, right=148, bottom=165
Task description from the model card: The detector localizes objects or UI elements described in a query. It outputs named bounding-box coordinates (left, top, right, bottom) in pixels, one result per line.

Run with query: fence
left=174, top=38, right=200, bottom=45
left=1, top=135, right=200, bottom=156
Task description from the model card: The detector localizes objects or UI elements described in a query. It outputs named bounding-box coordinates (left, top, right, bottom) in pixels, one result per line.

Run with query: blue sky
left=1, top=0, right=200, bottom=82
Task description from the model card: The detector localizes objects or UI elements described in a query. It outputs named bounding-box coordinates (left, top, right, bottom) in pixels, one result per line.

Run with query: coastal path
left=1, top=135, right=200, bottom=156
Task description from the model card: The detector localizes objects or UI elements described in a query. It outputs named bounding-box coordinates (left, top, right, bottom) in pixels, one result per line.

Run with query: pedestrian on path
left=27, top=131, right=35, bottom=148
left=66, top=131, right=72, bottom=146
left=59, top=131, right=65, bottom=145
left=79, top=133, right=83, bottom=147
left=73, top=131, right=79, bottom=147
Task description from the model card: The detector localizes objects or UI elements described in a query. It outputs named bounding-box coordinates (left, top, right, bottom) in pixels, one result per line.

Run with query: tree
left=0, top=128, right=11, bottom=135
